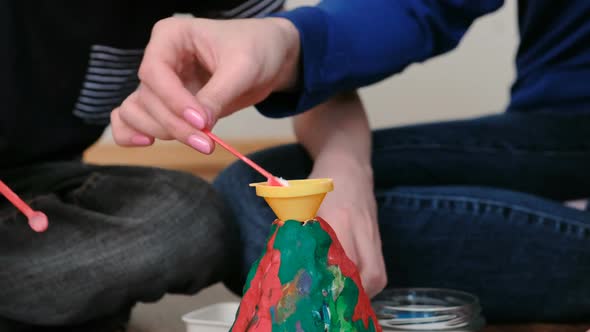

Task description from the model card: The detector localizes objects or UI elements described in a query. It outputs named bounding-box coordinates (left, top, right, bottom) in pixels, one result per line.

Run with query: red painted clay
left=318, top=217, right=382, bottom=332
left=231, top=222, right=283, bottom=331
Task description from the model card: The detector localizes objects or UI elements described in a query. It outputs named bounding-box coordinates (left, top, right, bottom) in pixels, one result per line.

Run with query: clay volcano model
left=230, top=179, right=382, bottom=332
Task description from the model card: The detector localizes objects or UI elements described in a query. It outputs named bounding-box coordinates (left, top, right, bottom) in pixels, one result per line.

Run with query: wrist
left=265, top=17, right=301, bottom=92
left=312, top=151, right=373, bottom=180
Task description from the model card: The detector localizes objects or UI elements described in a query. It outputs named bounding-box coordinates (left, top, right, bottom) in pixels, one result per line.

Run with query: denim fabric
left=0, top=162, right=237, bottom=331
left=213, top=112, right=590, bottom=323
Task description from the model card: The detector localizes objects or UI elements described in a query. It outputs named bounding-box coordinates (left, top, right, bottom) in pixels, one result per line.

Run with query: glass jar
left=372, top=288, right=485, bottom=331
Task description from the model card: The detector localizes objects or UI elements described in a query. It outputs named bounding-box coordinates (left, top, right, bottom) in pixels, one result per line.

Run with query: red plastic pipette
left=202, top=129, right=287, bottom=186
left=0, top=180, right=48, bottom=232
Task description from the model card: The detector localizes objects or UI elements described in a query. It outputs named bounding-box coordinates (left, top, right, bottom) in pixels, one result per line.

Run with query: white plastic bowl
left=182, top=302, right=240, bottom=332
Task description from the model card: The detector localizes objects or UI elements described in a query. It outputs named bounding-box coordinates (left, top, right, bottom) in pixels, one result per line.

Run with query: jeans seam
left=69, top=172, right=103, bottom=204
left=377, top=191, right=590, bottom=238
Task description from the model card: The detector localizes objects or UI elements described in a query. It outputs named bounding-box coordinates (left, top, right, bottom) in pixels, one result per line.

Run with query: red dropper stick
left=0, top=180, right=48, bottom=232
left=202, top=129, right=286, bottom=186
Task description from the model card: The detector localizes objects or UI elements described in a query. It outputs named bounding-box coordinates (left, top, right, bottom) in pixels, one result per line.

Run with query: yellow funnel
left=250, top=178, right=334, bottom=222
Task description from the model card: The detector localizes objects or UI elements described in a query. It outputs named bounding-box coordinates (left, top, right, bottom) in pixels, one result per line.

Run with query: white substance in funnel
left=277, top=177, right=289, bottom=186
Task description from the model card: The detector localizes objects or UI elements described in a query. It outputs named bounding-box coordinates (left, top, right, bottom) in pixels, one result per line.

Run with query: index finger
left=138, top=19, right=202, bottom=120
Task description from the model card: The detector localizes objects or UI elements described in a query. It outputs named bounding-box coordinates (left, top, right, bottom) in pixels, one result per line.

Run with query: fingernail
left=131, top=135, right=152, bottom=146
left=188, top=135, right=212, bottom=154
left=183, top=108, right=206, bottom=129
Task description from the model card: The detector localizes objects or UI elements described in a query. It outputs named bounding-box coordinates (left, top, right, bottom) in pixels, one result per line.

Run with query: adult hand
left=309, top=154, right=387, bottom=298
left=111, top=16, right=300, bottom=153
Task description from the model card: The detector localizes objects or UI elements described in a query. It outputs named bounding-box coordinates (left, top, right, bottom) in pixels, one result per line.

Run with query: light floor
left=128, top=283, right=238, bottom=332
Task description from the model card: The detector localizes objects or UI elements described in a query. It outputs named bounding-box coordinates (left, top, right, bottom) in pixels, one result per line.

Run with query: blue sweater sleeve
left=256, top=0, right=504, bottom=118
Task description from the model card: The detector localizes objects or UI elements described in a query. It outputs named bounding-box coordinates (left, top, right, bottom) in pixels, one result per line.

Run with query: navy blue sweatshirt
left=259, top=0, right=590, bottom=117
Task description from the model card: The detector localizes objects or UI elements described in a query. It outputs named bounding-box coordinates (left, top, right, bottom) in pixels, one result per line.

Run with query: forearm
left=294, top=91, right=371, bottom=171
left=259, top=0, right=504, bottom=117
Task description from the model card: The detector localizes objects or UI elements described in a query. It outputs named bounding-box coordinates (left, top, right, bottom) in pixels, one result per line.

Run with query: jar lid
left=372, top=288, right=485, bottom=331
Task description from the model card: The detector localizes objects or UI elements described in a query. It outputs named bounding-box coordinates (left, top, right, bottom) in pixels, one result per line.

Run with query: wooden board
left=84, top=140, right=292, bottom=181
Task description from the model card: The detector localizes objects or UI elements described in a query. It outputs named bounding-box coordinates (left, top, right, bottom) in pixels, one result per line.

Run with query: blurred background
left=98, top=0, right=518, bottom=144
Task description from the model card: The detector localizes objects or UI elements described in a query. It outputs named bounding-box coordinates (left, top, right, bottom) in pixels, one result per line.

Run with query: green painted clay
left=230, top=219, right=381, bottom=332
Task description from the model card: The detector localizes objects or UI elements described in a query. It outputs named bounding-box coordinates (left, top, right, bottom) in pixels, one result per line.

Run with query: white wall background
left=100, top=0, right=518, bottom=143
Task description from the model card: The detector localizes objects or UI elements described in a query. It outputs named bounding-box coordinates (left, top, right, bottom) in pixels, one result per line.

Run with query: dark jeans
left=213, top=112, right=590, bottom=323
left=0, top=163, right=238, bottom=331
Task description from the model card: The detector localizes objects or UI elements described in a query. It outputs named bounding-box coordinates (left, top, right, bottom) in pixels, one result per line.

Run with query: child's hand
left=293, top=91, right=386, bottom=297
left=310, top=156, right=388, bottom=298
left=111, top=16, right=300, bottom=153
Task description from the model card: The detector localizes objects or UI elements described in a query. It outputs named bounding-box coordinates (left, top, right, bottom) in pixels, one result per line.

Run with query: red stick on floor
left=0, top=180, right=48, bottom=232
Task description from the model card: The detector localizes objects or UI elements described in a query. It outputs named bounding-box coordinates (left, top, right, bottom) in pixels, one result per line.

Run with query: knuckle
left=110, top=109, right=119, bottom=124
left=195, top=93, right=218, bottom=114
left=225, top=49, right=261, bottom=79
left=110, top=109, right=129, bottom=132
left=151, top=124, right=174, bottom=141
left=233, top=51, right=257, bottom=69
left=365, top=271, right=387, bottom=290
left=160, top=116, right=181, bottom=136
left=151, top=18, right=173, bottom=35
left=118, top=99, right=136, bottom=121
left=158, top=132, right=174, bottom=141
left=112, top=135, right=124, bottom=146
left=110, top=128, right=127, bottom=146
left=135, top=85, right=148, bottom=100
left=137, top=61, right=154, bottom=82
left=374, top=276, right=388, bottom=291
left=134, top=90, right=150, bottom=110
left=348, top=252, right=360, bottom=265
left=378, top=274, right=388, bottom=288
